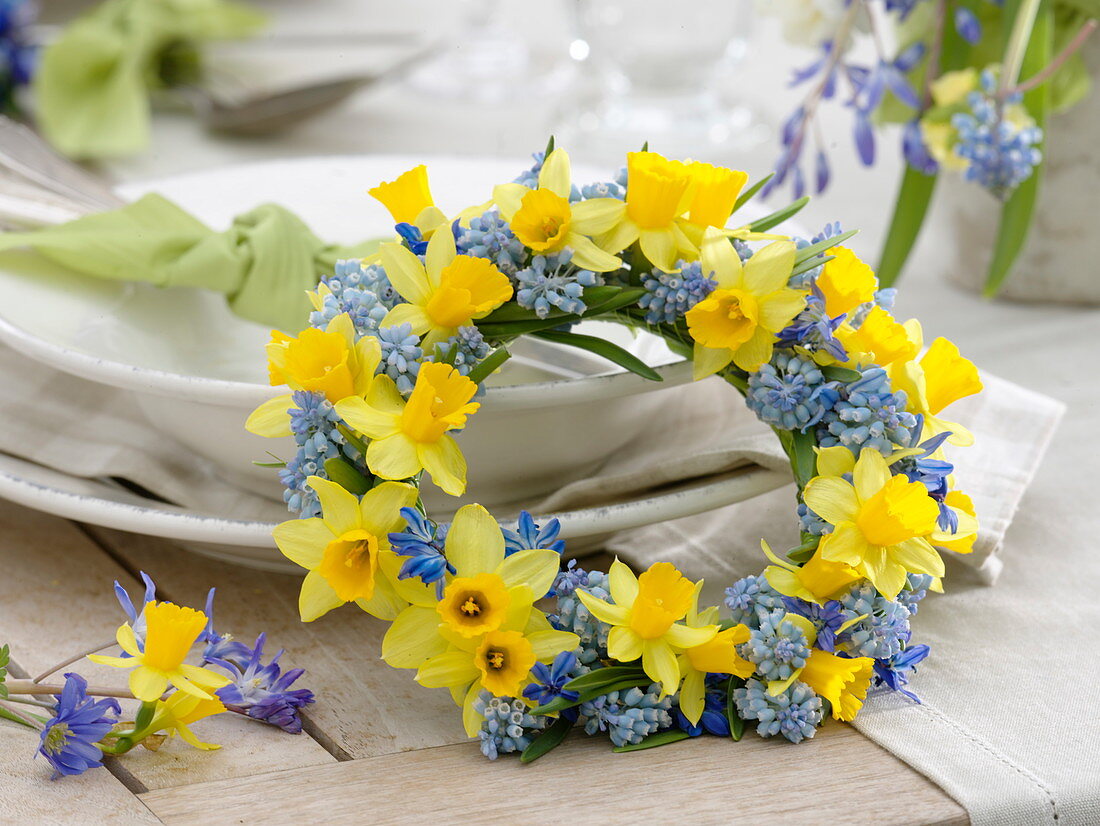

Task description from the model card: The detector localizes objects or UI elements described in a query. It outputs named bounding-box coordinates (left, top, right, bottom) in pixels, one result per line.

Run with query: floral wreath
left=244, top=141, right=983, bottom=759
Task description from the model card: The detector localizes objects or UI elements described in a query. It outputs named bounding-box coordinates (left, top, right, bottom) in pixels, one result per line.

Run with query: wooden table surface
left=0, top=497, right=968, bottom=825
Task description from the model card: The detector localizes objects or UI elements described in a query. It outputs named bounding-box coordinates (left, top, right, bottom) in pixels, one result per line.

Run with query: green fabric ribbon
left=0, top=193, right=379, bottom=331
left=33, top=0, right=265, bottom=159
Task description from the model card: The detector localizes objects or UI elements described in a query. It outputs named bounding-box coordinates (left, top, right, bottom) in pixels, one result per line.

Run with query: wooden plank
left=0, top=499, right=336, bottom=794
left=0, top=724, right=161, bottom=825
left=87, top=527, right=469, bottom=759
left=140, top=721, right=968, bottom=826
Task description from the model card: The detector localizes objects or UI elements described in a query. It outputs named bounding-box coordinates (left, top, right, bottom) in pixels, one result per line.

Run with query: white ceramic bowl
left=0, top=156, right=702, bottom=512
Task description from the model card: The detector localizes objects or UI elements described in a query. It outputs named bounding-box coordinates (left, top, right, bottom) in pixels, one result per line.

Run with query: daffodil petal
left=758, top=288, right=807, bottom=332
left=700, top=226, right=742, bottom=289
left=575, top=590, right=631, bottom=626
left=298, top=570, right=344, bottom=621
left=380, top=242, right=430, bottom=305
left=366, top=433, right=422, bottom=481
left=306, top=476, right=361, bottom=535
left=608, top=558, right=640, bottom=606
left=679, top=667, right=706, bottom=726
left=462, top=681, right=484, bottom=738
left=355, top=573, right=409, bottom=621
left=664, top=622, right=718, bottom=650
left=853, top=448, right=891, bottom=501
left=418, top=436, right=467, bottom=497
left=639, top=228, right=678, bottom=272
left=272, top=517, right=333, bottom=570
left=129, top=667, right=168, bottom=702
left=446, top=503, right=505, bottom=576
left=569, top=198, right=627, bottom=236
left=730, top=326, right=773, bottom=372
left=245, top=394, right=294, bottom=437
left=380, top=302, right=432, bottom=338
left=607, top=625, right=644, bottom=662
left=691, top=341, right=733, bottom=381
left=383, top=606, right=448, bottom=668
left=416, top=650, right=479, bottom=689
left=528, top=629, right=579, bottom=661
left=492, top=183, right=529, bottom=221
left=743, top=240, right=795, bottom=294
left=425, top=222, right=458, bottom=285
left=538, top=148, right=572, bottom=198
left=803, top=477, right=860, bottom=526
left=565, top=233, right=624, bottom=273
left=641, top=639, right=681, bottom=697
left=818, top=522, right=867, bottom=566
left=335, top=396, right=398, bottom=441
left=498, top=548, right=560, bottom=597
left=116, top=622, right=141, bottom=658
left=358, top=482, right=420, bottom=538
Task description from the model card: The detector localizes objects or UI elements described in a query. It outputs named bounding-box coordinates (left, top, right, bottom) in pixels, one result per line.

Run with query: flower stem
left=1012, top=19, right=1097, bottom=96
left=1001, top=0, right=1044, bottom=93
left=32, top=640, right=117, bottom=683
left=0, top=700, right=43, bottom=730
left=7, top=679, right=136, bottom=699
left=923, top=0, right=950, bottom=109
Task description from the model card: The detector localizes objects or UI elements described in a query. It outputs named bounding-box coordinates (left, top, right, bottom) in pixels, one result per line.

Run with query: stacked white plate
left=0, top=156, right=790, bottom=571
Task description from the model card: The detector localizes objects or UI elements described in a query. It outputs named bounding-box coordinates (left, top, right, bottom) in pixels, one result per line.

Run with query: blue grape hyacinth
left=818, top=366, right=917, bottom=455
left=733, top=678, right=823, bottom=743
left=580, top=683, right=672, bottom=747
left=475, top=693, right=547, bottom=759
left=745, top=351, right=839, bottom=432
left=637, top=261, right=716, bottom=324
left=515, top=251, right=601, bottom=318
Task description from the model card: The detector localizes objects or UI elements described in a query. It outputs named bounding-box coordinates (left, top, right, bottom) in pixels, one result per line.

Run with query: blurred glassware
left=561, top=0, right=768, bottom=162
left=404, top=0, right=569, bottom=104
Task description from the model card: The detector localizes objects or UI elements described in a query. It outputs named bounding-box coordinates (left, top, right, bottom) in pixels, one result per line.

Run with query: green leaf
left=532, top=330, right=662, bottom=382
left=792, top=229, right=858, bottom=266
left=0, top=705, right=37, bottom=729
left=544, top=135, right=556, bottom=158
left=985, top=3, right=1052, bottom=295
left=732, top=174, right=773, bottom=214
left=584, top=287, right=648, bottom=316
left=324, top=457, right=372, bottom=495
left=252, top=460, right=287, bottom=468
left=725, top=675, right=746, bottom=741
left=747, top=197, right=810, bottom=233
left=563, top=666, right=648, bottom=694
left=1056, top=0, right=1100, bottom=15
left=877, top=166, right=938, bottom=288
left=786, top=534, right=821, bottom=564
left=466, top=346, right=511, bottom=385
left=336, top=424, right=370, bottom=459
left=612, top=729, right=692, bottom=753
left=777, top=428, right=818, bottom=489
left=821, top=365, right=863, bottom=383
left=789, top=254, right=836, bottom=279
left=520, top=716, right=574, bottom=763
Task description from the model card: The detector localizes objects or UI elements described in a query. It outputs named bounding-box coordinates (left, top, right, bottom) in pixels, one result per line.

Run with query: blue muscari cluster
left=388, top=507, right=452, bottom=598
left=724, top=574, right=785, bottom=629
left=512, top=151, right=545, bottom=189
left=782, top=596, right=847, bottom=652
left=279, top=390, right=360, bottom=518
left=733, top=678, right=823, bottom=744
left=580, top=683, right=673, bottom=748
left=551, top=565, right=611, bottom=666
left=745, top=351, right=839, bottom=432
left=454, top=211, right=526, bottom=276
left=474, top=693, right=547, bottom=760
left=213, top=633, right=315, bottom=734
left=741, top=610, right=811, bottom=681
left=580, top=180, right=625, bottom=200
left=502, top=510, right=565, bottom=556
left=377, top=322, right=423, bottom=395
left=309, top=259, right=399, bottom=335
left=514, top=251, right=601, bottom=318
left=637, top=261, right=716, bottom=324
left=430, top=325, right=491, bottom=377
left=897, top=573, right=933, bottom=615
left=37, top=673, right=121, bottom=778
left=839, top=583, right=912, bottom=660
left=953, top=69, right=1042, bottom=198
left=797, top=500, right=830, bottom=536
left=818, top=366, right=918, bottom=455
left=849, top=287, right=898, bottom=328
left=0, top=0, right=34, bottom=111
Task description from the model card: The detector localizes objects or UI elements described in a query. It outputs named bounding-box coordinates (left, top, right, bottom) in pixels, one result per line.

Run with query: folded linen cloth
left=0, top=342, right=1062, bottom=585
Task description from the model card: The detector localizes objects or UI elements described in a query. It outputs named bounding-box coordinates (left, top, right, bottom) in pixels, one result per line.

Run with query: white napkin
left=0, top=343, right=1062, bottom=584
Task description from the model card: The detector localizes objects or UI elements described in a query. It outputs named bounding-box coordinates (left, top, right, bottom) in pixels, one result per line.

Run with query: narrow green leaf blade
left=466, top=346, right=511, bottom=385
left=732, top=173, right=773, bottom=213
left=821, top=365, right=863, bottom=383
left=725, top=675, right=746, bottom=741
left=563, top=666, right=648, bottom=694
left=323, top=457, right=372, bottom=495
left=612, top=729, right=692, bottom=753
left=532, top=330, right=662, bottom=382
left=747, top=197, right=810, bottom=233
left=877, top=166, right=937, bottom=287
left=792, top=229, right=858, bottom=266
left=520, top=715, right=574, bottom=763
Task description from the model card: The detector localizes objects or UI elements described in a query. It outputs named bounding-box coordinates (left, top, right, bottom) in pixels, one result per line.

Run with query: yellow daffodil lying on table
left=243, top=141, right=983, bottom=760
left=18, top=572, right=316, bottom=780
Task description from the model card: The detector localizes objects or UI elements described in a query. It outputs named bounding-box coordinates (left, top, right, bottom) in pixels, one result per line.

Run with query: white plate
left=0, top=452, right=789, bottom=573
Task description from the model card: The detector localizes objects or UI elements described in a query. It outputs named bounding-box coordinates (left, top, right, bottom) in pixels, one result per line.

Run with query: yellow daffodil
left=799, top=649, right=874, bottom=721
left=381, top=503, right=564, bottom=669
left=934, top=490, right=978, bottom=554
left=816, top=246, right=878, bottom=319
left=890, top=329, right=983, bottom=446
left=685, top=228, right=805, bottom=378
left=802, top=448, right=943, bottom=598
left=89, top=603, right=231, bottom=702
left=378, top=226, right=512, bottom=350
left=335, top=362, right=477, bottom=496
left=838, top=306, right=920, bottom=368
left=246, top=313, right=382, bottom=439
left=492, top=148, right=624, bottom=272
left=761, top=540, right=862, bottom=605
left=368, top=164, right=448, bottom=235
left=148, top=692, right=227, bottom=751
left=417, top=624, right=578, bottom=736
left=676, top=594, right=754, bottom=725
left=680, top=160, right=749, bottom=246
left=576, top=560, right=717, bottom=697
left=594, top=151, right=701, bottom=272
left=273, top=476, right=419, bottom=622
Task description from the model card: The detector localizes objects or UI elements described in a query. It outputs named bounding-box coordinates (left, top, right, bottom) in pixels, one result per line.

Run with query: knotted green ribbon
left=33, top=0, right=265, bottom=159
left=0, top=193, right=379, bottom=331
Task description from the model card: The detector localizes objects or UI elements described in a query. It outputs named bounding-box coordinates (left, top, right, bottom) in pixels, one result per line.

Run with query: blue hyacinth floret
left=724, top=574, right=785, bottom=629
left=552, top=566, right=611, bottom=666
left=376, top=322, right=423, bottom=395
left=455, top=210, right=526, bottom=276
left=839, top=582, right=912, bottom=660
left=818, top=366, right=918, bottom=455
left=310, top=259, right=399, bottom=336
left=741, top=610, right=812, bottom=682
